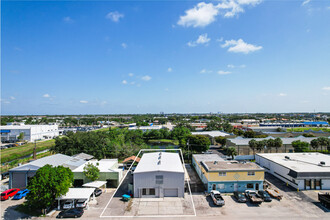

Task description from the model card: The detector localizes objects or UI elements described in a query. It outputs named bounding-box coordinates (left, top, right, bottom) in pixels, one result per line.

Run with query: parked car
left=94, top=188, right=102, bottom=197
left=57, top=208, right=84, bottom=218
left=63, top=200, right=74, bottom=209
left=245, top=190, right=263, bottom=204
left=76, top=199, right=88, bottom=208
left=13, top=189, right=30, bottom=200
left=233, top=191, right=247, bottom=203
left=318, top=192, right=330, bottom=208
left=210, top=190, right=225, bottom=206
left=1, top=188, right=20, bottom=201
left=258, top=190, right=272, bottom=202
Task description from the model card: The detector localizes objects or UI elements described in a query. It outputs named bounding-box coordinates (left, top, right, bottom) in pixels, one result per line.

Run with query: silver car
left=210, top=190, right=225, bottom=206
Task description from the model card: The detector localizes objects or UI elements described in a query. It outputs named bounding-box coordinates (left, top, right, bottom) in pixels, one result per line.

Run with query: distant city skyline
left=2, top=0, right=330, bottom=115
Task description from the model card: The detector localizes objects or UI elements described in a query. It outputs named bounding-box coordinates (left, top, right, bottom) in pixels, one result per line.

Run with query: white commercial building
left=0, top=124, right=59, bottom=142
left=133, top=152, right=185, bottom=198
left=256, top=153, right=330, bottom=190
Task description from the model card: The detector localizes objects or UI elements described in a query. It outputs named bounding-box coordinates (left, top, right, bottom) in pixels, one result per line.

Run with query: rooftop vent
left=285, top=156, right=290, bottom=160
left=159, top=152, right=162, bottom=156
left=158, top=160, right=161, bottom=165
left=214, top=161, right=218, bottom=165
left=319, top=161, right=326, bottom=166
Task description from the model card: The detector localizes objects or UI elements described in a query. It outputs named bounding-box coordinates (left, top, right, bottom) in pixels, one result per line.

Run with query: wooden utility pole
left=33, top=140, right=37, bottom=160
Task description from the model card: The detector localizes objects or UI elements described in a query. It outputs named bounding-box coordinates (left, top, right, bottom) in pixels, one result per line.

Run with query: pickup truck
left=245, top=190, right=263, bottom=204
left=210, top=190, right=225, bottom=206
left=318, top=193, right=330, bottom=208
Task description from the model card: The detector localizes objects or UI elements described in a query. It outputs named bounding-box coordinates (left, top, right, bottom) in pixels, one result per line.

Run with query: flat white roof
left=73, top=159, right=118, bottom=172
left=191, top=131, right=230, bottom=137
left=134, top=152, right=184, bottom=174
left=257, top=153, right=330, bottom=173
left=82, top=181, right=107, bottom=188
left=0, top=124, right=57, bottom=129
left=56, top=188, right=95, bottom=200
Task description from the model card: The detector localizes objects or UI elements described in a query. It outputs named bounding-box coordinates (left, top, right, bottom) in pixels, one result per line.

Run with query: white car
left=63, top=200, right=74, bottom=209
left=76, top=199, right=88, bottom=208
left=210, top=190, right=225, bottom=206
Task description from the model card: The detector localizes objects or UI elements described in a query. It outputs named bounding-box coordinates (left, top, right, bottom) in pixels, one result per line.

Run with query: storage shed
left=133, top=152, right=185, bottom=198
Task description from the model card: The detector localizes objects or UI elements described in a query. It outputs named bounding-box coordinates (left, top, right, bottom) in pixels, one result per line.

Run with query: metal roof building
left=133, top=152, right=185, bottom=198
left=256, top=153, right=330, bottom=190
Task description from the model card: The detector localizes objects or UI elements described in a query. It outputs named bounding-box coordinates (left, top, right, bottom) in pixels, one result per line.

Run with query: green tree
left=205, top=121, right=222, bottom=131
left=292, top=140, right=309, bottom=152
left=317, top=137, right=330, bottom=152
left=186, top=135, right=211, bottom=152
left=83, top=163, right=100, bottom=181
left=310, top=139, right=320, bottom=151
left=17, top=132, right=25, bottom=141
left=26, top=165, right=73, bottom=214
left=266, top=139, right=275, bottom=153
left=243, top=130, right=256, bottom=138
left=226, top=147, right=237, bottom=160
left=215, top=136, right=227, bottom=147
left=256, top=140, right=266, bottom=152
left=248, top=139, right=257, bottom=155
left=170, top=126, right=191, bottom=140
left=274, top=138, right=283, bottom=153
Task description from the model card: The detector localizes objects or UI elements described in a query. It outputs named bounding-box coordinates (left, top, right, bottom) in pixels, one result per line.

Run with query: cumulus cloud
left=227, top=64, right=246, bottom=68
left=322, top=87, right=330, bottom=91
left=43, top=94, right=50, bottom=98
left=279, top=93, right=287, bottom=97
left=188, top=33, right=210, bottom=47
left=80, top=100, right=88, bottom=104
left=221, top=39, right=262, bottom=54
left=106, top=11, right=124, bottom=22
left=121, top=43, right=127, bottom=49
left=177, top=1, right=262, bottom=27
left=167, top=67, right=172, bottom=72
left=128, top=73, right=134, bottom=77
left=122, top=80, right=128, bottom=84
left=141, top=75, right=151, bottom=81
left=63, top=16, right=74, bottom=23
left=217, top=70, right=232, bottom=75
left=200, top=69, right=213, bottom=74
left=9, top=96, right=16, bottom=100
left=302, top=0, right=311, bottom=6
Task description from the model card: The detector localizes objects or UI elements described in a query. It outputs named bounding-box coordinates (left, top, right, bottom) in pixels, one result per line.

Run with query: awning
left=56, top=188, right=95, bottom=200
left=82, top=181, right=107, bottom=188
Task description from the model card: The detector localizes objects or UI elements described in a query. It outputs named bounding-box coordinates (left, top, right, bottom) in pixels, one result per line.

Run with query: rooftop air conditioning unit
left=319, top=161, right=326, bottom=166
left=285, top=156, right=290, bottom=160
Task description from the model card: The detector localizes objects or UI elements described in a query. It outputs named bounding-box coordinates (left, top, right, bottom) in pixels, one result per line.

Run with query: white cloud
left=165, top=88, right=169, bottom=91
left=128, top=73, right=134, bottom=77
left=167, top=67, right=172, bottom=72
left=121, top=43, right=127, bottom=49
left=227, top=64, right=235, bottom=68
left=322, top=86, right=330, bottom=91
left=227, top=64, right=246, bottom=68
left=9, top=96, right=16, bottom=100
left=101, top=101, right=107, bottom=105
left=188, top=33, right=210, bottom=47
left=80, top=100, right=88, bottom=104
left=302, top=0, right=311, bottom=6
left=43, top=94, right=50, bottom=98
left=63, top=16, right=74, bottom=23
left=106, top=11, right=124, bottom=22
left=221, top=39, right=262, bottom=54
left=122, top=80, right=128, bottom=84
left=279, top=93, right=287, bottom=97
left=218, top=70, right=232, bottom=75
left=200, top=69, right=213, bottom=74
left=130, top=81, right=136, bottom=85
left=177, top=1, right=262, bottom=27
left=141, top=75, right=151, bottom=81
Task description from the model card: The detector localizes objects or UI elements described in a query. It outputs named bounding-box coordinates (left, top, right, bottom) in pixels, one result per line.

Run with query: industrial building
left=0, top=124, right=59, bottom=142
left=133, top=152, right=185, bottom=198
left=73, top=159, right=123, bottom=188
left=256, top=153, right=330, bottom=190
left=191, top=131, right=233, bottom=144
left=192, top=154, right=264, bottom=193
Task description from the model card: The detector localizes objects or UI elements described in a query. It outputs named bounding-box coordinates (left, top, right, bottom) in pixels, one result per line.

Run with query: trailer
left=318, top=193, right=330, bottom=208
left=266, top=188, right=283, bottom=200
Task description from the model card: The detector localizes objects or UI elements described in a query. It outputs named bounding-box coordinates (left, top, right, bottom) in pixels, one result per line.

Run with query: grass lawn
left=92, top=127, right=110, bottom=132
left=148, top=139, right=179, bottom=145
left=0, top=139, right=55, bottom=164
left=286, top=127, right=330, bottom=132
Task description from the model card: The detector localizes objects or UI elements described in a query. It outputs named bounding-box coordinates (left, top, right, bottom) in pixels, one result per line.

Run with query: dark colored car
left=57, top=209, right=84, bottom=218
left=258, top=190, right=272, bottom=202
left=94, top=188, right=102, bottom=197
left=1, top=188, right=20, bottom=201
left=233, top=191, right=247, bottom=203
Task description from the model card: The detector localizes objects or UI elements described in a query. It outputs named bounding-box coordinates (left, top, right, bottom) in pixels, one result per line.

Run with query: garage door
left=12, top=173, right=26, bottom=188
left=164, top=188, right=178, bottom=197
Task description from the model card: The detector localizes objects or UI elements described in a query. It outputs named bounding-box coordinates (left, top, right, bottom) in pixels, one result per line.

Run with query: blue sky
left=2, top=0, right=330, bottom=115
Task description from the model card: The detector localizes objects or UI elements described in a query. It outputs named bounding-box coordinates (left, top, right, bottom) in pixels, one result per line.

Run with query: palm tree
left=226, top=147, right=237, bottom=160
left=317, top=137, right=329, bottom=152
left=256, top=140, right=266, bottom=153
left=266, top=139, right=275, bottom=153
left=274, top=138, right=283, bottom=153
left=310, top=139, right=320, bottom=151
left=248, top=139, right=257, bottom=156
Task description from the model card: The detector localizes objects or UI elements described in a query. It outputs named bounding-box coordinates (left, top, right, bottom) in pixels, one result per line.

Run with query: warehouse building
left=255, top=153, right=330, bottom=190
left=133, top=152, right=185, bottom=198
left=0, top=124, right=59, bottom=142
left=192, top=154, right=264, bottom=193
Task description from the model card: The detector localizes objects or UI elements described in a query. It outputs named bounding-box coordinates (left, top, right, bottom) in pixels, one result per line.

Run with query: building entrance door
left=234, top=183, right=238, bottom=192
left=255, top=183, right=259, bottom=191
